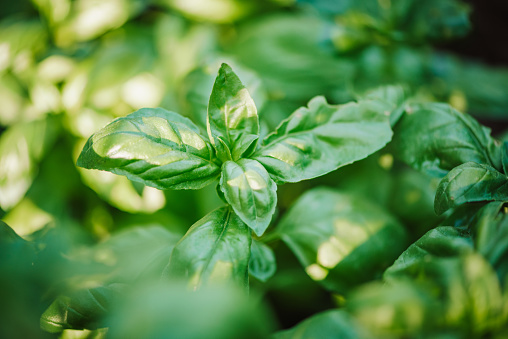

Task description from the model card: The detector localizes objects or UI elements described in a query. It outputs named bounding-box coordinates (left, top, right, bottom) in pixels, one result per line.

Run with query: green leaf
left=384, top=226, right=473, bottom=281
left=434, top=162, right=508, bottom=215
left=273, top=309, right=371, bottom=339
left=470, top=202, right=508, bottom=284
left=248, top=239, right=276, bottom=282
left=278, top=187, right=407, bottom=294
left=361, top=85, right=410, bottom=126
left=253, top=97, right=393, bottom=184
left=219, top=159, right=277, bottom=236
left=0, top=116, right=59, bottom=210
left=40, top=284, right=126, bottom=333
left=94, top=225, right=182, bottom=282
left=165, top=206, right=251, bottom=289
left=393, top=103, right=502, bottom=177
left=347, top=280, right=443, bottom=337
left=207, top=63, right=259, bottom=162
left=77, top=108, right=220, bottom=190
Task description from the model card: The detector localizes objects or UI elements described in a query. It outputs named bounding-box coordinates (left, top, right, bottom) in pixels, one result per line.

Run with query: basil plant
left=77, top=63, right=393, bottom=289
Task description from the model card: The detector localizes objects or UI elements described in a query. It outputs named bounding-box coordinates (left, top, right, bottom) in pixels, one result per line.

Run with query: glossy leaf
left=165, top=206, right=251, bottom=289
left=207, top=63, right=259, bottom=162
left=434, top=162, right=508, bottom=215
left=77, top=108, right=220, bottom=190
left=278, top=187, right=407, bottom=293
left=273, top=309, right=370, bottom=339
left=384, top=226, right=473, bottom=281
left=248, top=239, right=276, bottom=282
left=220, top=159, right=277, bottom=236
left=393, top=103, right=502, bottom=177
left=253, top=97, right=393, bottom=183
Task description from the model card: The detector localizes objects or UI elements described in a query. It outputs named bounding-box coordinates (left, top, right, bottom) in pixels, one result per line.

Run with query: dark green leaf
left=40, top=284, right=126, bottom=333
left=165, top=206, right=251, bottom=289
left=278, top=187, right=407, bottom=293
left=220, top=159, right=277, bottom=236
left=248, top=239, right=276, bottom=282
left=207, top=63, right=259, bottom=162
left=273, top=309, right=370, bottom=339
left=393, top=103, right=502, bottom=177
left=434, top=162, right=508, bottom=215
left=77, top=108, right=220, bottom=190
left=253, top=97, right=393, bottom=184
left=384, top=226, right=473, bottom=281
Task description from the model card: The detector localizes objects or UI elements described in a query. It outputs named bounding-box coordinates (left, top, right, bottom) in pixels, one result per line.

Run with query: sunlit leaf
left=253, top=96, right=392, bottom=183
left=278, top=187, right=407, bottom=293
left=77, top=108, right=220, bottom=190
left=220, top=159, right=277, bottom=236
left=207, top=63, right=259, bottom=162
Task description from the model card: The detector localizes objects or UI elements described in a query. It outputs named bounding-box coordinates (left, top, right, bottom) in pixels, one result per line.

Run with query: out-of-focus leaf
left=249, top=239, right=276, bottom=282
left=207, top=63, right=259, bottom=161
left=156, top=0, right=270, bottom=24
left=471, top=202, right=508, bottom=284
left=361, top=85, right=410, bottom=126
left=347, top=280, right=443, bottom=337
left=165, top=206, right=251, bottom=289
left=48, top=0, right=148, bottom=46
left=0, top=19, right=47, bottom=75
left=253, top=97, right=392, bottom=183
left=107, top=282, right=274, bottom=339
left=393, top=103, right=502, bottom=177
left=229, top=13, right=355, bottom=103
left=273, top=309, right=370, bottom=339
left=77, top=108, right=220, bottom=190
left=0, top=116, right=59, bottom=210
left=180, top=61, right=267, bottom=129
left=220, top=159, right=277, bottom=236
left=40, top=283, right=126, bottom=333
left=93, top=225, right=182, bottom=283
left=278, top=187, right=407, bottom=293
left=434, top=162, right=508, bottom=215
left=384, top=226, right=473, bottom=281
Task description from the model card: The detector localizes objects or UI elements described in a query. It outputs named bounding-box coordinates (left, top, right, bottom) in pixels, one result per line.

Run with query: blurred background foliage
left=1, top=0, right=508, bottom=338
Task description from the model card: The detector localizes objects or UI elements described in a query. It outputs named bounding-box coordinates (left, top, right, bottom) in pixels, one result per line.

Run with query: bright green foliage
left=253, top=97, right=393, bottom=183
left=278, top=187, right=408, bottom=293
left=220, top=159, right=277, bottom=236
left=77, top=108, right=220, bottom=190
left=207, top=63, right=259, bottom=162
left=3, top=1, right=508, bottom=338
left=165, top=206, right=251, bottom=289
